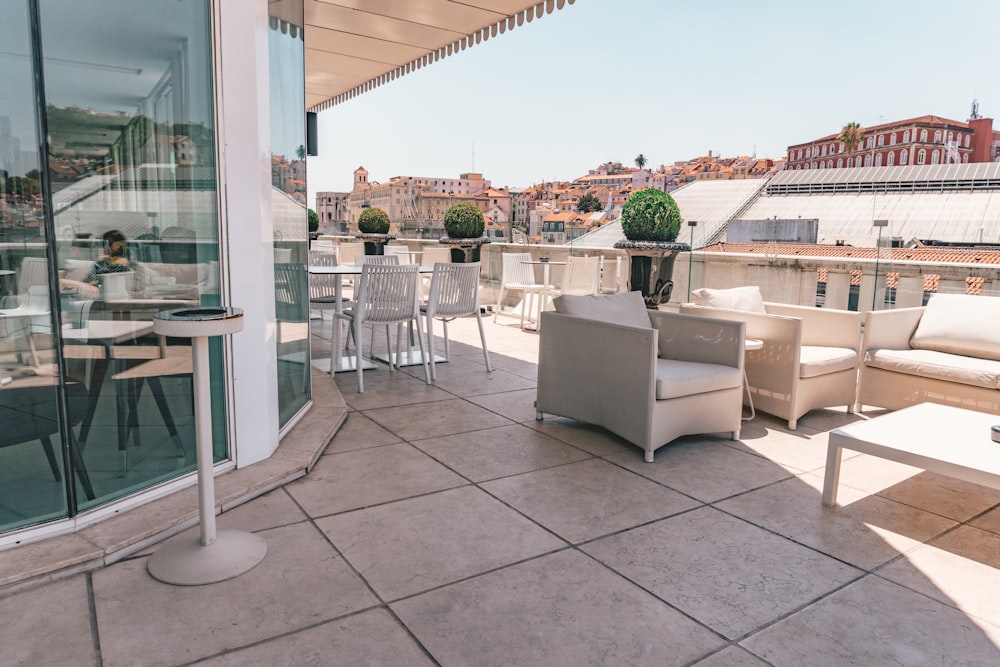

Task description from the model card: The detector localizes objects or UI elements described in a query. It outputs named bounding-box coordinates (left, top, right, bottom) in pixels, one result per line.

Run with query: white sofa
left=858, top=293, right=1000, bottom=414
left=536, top=292, right=746, bottom=462
left=680, top=286, right=863, bottom=429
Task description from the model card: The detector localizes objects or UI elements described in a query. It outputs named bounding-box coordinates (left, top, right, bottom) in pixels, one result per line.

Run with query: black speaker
left=306, top=111, right=318, bottom=156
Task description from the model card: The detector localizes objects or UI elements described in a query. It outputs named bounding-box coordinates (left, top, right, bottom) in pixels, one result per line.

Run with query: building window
left=837, top=158, right=843, bottom=168
left=917, top=149, right=926, bottom=164
left=934, top=130, right=942, bottom=143
left=900, top=149, right=908, bottom=165
left=865, top=155, right=872, bottom=167
left=887, top=151, right=895, bottom=166
left=875, top=153, right=882, bottom=167
left=920, top=129, right=928, bottom=142
left=877, top=135, right=884, bottom=147
left=890, top=132, right=897, bottom=145
left=965, top=134, right=970, bottom=147
left=931, top=150, right=939, bottom=164
left=903, top=130, right=910, bottom=143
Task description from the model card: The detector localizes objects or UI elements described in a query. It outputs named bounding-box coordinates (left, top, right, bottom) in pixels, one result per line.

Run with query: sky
left=307, top=0, right=1000, bottom=207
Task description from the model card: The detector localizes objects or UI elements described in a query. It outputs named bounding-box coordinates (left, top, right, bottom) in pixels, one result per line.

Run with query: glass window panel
left=0, top=0, right=70, bottom=532
left=40, top=0, right=223, bottom=507
left=269, top=3, right=310, bottom=426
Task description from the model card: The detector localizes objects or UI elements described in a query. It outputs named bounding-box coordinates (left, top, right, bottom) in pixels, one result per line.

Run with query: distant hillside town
left=315, top=106, right=1000, bottom=247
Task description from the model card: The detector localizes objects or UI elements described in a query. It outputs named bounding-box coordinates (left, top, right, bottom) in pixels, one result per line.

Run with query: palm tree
left=837, top=122, right=864, bottom=167
left=635, top=153, right=647, bottom=170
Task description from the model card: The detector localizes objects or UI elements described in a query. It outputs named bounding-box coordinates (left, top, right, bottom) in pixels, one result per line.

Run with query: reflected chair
left=422, top=262, right=491, bottom=382
left=307, top=251, right=341, bottom=321
left=274, top=263, right=310, bottom=391
left=337, top=242, right=364, bottom=267
left=384, top=245, right=413, bottom=262
left=334, top=263, right=427, bottom=392
left=0, top=285, right=52, bottom=366
left=493, top=252, right=546, bottom=328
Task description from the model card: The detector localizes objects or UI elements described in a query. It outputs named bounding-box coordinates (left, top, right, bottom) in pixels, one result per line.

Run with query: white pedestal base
left=147, top=530, right=268, bottom=586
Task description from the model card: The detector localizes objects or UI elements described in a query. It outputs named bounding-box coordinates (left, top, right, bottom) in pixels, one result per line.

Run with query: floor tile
left=393, top=549, right=724, bottom=666
left=728, top=422, right=842, bottom=474
left=466, top=387, right=540, bottom=423
left=741, top=576, right=1000, bottom=666
left=93, top=522, right=377, bottom=667
left=336, top=372, right=453, bottom=411
left=970, top=504, right=1000, bottom=535
left=286, top=443, right=466, bottom=516
left=608, top=437, right=792, bottom=503
left=717, top=475, right=957, bottom=570
left=411, top=355, right=536, bottom=397
left=482, top=459, right=701, bottom=543
left=832, top=454, right=1000, bottom=522
left=526, top=415, right=638, bottom=458
left=879, top=525, right=1000, bottom=628
left=199, top=609, right=434, bottom=666
left=0, top=576, right=96, bottom=666
left=413, top=423, right=591, bottom=481
left=584, top=507, right=860, bottom=639
left=363, top=398, right=514, bottom=441
left=317, top=486, right=566, bottom=600
left=324, top=411, right=402, bottom=454
left=692, top=646, right=771, bottom=666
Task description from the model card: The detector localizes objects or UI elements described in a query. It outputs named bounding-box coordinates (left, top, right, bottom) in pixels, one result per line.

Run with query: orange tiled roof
left=704, top=242, right=1000, bottom=265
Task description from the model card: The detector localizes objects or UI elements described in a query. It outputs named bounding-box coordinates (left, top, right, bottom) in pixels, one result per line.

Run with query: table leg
left=822, top=442, right=843, bottom=507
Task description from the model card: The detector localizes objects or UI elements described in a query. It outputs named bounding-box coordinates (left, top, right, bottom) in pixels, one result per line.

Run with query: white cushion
left=866, top=348, right=1000, bottom=390
left=552, top=291, right=651, bottom=329
left=690, top=286, right=766, bottom=313
left=655, top=358, right=742, bottom=400
left=910, top=293, right=1000, bottom=361
left=63, top=259, right=93, bottom=282
left=799, top=346, right=858, bottom=379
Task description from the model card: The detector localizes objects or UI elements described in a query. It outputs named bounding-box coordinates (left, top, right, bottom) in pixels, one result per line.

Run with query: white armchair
left=536, top=292, right=745, bottom=462
left=680, top=287, right=863, bottom=429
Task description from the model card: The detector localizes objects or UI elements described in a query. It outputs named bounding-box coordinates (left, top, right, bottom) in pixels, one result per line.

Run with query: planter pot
left=613, top=240, right=691, bottom=308
left=439, top=236, right=490, bottom=263
left=356, top=233, right=394, bottom=255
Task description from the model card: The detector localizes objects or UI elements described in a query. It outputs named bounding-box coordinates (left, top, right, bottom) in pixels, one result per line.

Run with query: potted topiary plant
left=613, top=188, right=690, bottom=307
left=356, top=206, right=394, bottom=255
left=440, top=201, right=490, bottom=262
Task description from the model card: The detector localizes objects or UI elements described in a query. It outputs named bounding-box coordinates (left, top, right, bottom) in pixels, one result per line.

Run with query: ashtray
left=992, top=425, right=1000, bottom=443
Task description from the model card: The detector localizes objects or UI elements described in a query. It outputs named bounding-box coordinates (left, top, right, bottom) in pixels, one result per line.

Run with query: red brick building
left=786, top=114, right=1000, bottom=170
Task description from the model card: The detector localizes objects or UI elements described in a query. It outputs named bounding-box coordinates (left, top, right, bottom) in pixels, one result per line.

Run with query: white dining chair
left=493, top=252, right=546, bottom=329
left=307, top=251, right=340, bottom=321
left=334, top=263, right=428, bottom=392
left=423, top=262, right=491, bottom=382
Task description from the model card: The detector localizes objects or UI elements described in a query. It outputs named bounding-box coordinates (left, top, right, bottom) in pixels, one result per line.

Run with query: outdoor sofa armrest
left=649, top=310, right=744, bottom=370
left=862, top=307, right=925, bottom=352
left=763, top=303, right=862, bottom=350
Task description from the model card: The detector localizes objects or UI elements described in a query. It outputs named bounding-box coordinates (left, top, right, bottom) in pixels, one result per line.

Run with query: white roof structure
left=302, top=1, right=577, bottom=111
left=570, top=164, right=1000, bottom=248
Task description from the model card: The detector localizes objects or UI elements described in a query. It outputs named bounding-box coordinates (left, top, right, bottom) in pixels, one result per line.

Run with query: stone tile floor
left=4, top=312, right=1000, bottom=665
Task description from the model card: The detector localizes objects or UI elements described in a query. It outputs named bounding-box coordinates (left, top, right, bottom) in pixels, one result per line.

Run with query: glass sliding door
left=269, top=1, right=310, bottom=425
left=0, top=0, right=69, bottom=532
left=37, top=0, right=223, bottom=509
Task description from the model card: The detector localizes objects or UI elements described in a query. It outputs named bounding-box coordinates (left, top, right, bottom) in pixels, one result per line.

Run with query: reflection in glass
left=0, top=0, right=69, bottom=532
left=39, top=0, right=222, bottom=509
left=269, top=5, right=310, bottom=425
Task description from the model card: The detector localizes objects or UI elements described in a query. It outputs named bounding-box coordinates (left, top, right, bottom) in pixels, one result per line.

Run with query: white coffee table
left=822, top=402, right=1000, bottom=507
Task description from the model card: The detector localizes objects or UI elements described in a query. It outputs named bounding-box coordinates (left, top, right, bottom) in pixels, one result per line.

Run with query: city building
left=786, top=110, right=1000, bottom=170
left=314, top=191, right=350, bottom=234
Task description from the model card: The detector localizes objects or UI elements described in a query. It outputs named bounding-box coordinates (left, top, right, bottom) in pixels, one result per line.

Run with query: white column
left=214, top=0, right=279, bottom=466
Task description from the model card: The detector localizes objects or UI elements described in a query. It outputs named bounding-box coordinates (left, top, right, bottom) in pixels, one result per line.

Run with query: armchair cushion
left=552, top=290, right=651, bottom=329
left=655, top=359, right=742, bottom=400
left=799, top=346, right=860, bottom=379
left=691, top=286, right=766, bottom=313
left=910, top=293, right=1000, bottom=361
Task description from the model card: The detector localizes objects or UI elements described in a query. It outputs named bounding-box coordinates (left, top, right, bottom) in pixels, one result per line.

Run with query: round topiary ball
left=620, top=188, right=682, bottom=242
left=358, top=206, right=390, bottom=234
left=443, top=202, right=485, bottom=239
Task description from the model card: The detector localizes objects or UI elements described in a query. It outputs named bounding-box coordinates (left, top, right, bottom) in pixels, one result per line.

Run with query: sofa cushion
left=63, top=258, right=94, bottom=282
left=799, top=346, right=858, bottom=379
left=655, top=358, right=742, bottom=400
left=552, top=291, right=651, bottom=329
left=910, top=293, right=1000, bottom=361
left=865, top=348, right=1000, bottom=390
left=690, top=286, right=766, bottom=313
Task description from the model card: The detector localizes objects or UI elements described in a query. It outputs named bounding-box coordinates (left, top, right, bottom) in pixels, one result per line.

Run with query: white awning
left=305, top=0, right=575, bottom=112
